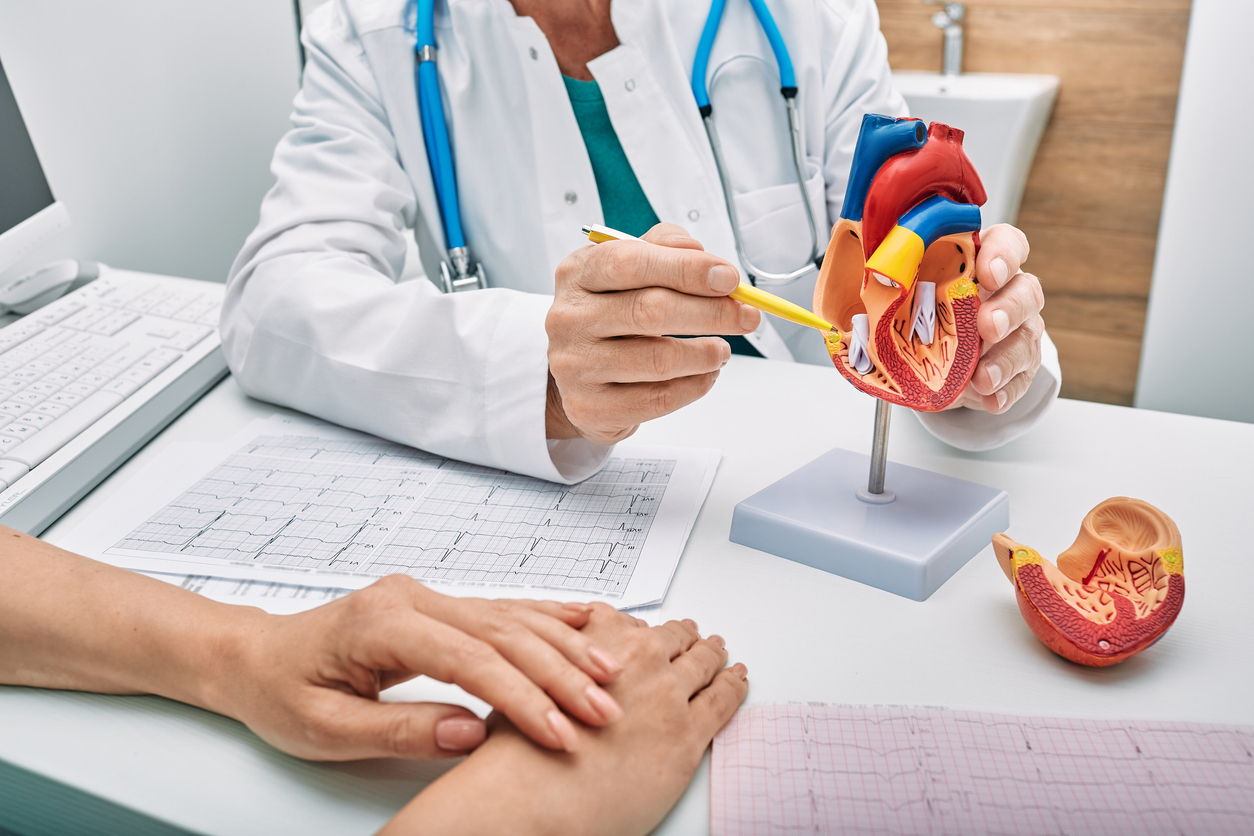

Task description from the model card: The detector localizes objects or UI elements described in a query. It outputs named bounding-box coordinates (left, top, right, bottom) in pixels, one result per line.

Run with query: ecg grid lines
left=111, top=435, right=676, bottom=595
left=712, top=704, right=1254, bottom=836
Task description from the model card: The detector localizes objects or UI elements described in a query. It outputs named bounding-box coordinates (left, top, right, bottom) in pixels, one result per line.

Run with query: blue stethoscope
left=414, top=0, right=820, bottom=292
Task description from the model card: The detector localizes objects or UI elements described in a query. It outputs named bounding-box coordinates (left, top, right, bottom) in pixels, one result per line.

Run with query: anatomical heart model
left=992, top=498, right=1185, bottom=667
left=814, top=114, right=986, bottom=410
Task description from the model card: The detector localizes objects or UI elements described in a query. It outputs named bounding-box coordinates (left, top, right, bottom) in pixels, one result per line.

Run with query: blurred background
left=0, top=0, right=1248, bottom=421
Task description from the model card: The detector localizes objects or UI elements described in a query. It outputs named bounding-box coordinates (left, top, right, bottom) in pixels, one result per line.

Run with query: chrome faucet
left=925, top=1, right=965, bottom=76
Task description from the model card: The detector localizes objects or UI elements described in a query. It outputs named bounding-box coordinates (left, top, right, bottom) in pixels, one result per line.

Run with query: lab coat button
left=565, top=191, right=578, bottom=205
left=624, top=79, right=636, bottom=92
left=529, top=47, right=538, bottom=60
left=688, top=209, right=700, bottom=222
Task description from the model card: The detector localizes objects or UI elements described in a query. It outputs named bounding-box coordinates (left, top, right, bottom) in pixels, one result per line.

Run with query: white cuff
left=482, top=292, right=612, bottom=484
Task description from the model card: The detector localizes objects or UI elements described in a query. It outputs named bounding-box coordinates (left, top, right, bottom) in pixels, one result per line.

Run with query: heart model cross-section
left=992, top=497, right=1185, bottom=667
left=813, top=114, right=987, bottom=411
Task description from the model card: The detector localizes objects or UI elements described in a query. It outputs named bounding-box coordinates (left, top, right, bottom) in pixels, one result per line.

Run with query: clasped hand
left=209, top=576, right=626, bottom=760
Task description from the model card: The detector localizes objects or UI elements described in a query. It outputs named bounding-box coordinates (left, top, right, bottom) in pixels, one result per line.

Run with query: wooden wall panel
left=877, top=0, right=1191, bottom=405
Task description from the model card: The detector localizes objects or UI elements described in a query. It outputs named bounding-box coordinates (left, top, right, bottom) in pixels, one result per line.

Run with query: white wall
left=0, top=1, right=302, bottom=283
left=1135, top=0, right=1254, bottom=423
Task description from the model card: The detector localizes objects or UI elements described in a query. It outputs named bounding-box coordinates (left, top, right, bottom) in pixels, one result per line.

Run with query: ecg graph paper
left=110, top=434, right=676, bottom=597
left=711, top=704, right=1254, bottom=836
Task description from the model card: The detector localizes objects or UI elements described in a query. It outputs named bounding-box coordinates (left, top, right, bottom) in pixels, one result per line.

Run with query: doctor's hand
left=947, top=224, right=1046, bottom=415
left=212, top=576, right=626, bottom=761
left=545, top=223, right=761, bottom=444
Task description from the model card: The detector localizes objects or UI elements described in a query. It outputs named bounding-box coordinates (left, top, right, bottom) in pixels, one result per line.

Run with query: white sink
left=892, top=71, right=1059, bottom=227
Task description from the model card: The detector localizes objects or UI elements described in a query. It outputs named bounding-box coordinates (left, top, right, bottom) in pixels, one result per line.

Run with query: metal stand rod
left=867, top=399, right=892, bottom=494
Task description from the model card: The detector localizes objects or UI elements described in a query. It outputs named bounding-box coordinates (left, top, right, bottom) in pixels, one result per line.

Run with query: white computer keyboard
left=0, top=269, right=227, bottom=532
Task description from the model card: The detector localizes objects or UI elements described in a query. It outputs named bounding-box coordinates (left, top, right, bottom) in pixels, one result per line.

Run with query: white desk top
left=3, top=356, right=1252, bottom=835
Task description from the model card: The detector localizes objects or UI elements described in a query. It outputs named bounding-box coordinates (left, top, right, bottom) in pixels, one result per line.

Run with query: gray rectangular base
left=730, top=447, right=1009, bottom=601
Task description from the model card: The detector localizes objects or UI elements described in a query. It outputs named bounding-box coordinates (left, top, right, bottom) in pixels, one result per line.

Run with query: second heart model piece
left=730, top=112, right=1009, bottom=602
left=814, top=113, right=987, bottom=410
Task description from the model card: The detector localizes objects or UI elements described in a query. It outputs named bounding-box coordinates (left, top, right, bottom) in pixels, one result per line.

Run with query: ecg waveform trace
left=712, top=704, right=1254, bottom=836
left=112, top=435, right=677, bottom=595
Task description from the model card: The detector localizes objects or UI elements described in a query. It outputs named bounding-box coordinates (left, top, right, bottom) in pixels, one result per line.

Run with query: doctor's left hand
left=947, top=224, right=1046, bottom=414
left=208, top=576, right=625, bottom=761
left=545, top=223, right=761, bottom=444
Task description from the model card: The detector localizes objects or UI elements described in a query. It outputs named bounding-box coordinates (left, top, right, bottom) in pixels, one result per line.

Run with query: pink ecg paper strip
left=712, top=704, right=1254, bottom=835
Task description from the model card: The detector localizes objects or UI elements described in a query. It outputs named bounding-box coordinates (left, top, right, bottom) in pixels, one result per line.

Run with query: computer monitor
left=0, top=53, right=71, bottom=284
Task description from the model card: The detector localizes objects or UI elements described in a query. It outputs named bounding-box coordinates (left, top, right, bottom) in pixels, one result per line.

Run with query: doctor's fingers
left=640, top=222, right=706, bottom=251
left=969, top=367, right=1037, bottom=414
left=970, top=313, right=1043, bottom=399
left=574, top=237, right=742, bottom=297
left=974, top=224, right=1030, bottom=291
left=562, top=373, right=721, bottom=445
left=381, top=610, right=585, bottom=753
left=976, top=271, right=1045, bottom=347
left=574, top=336, right=730, bottom=384
left=595, top=287, right=755, bottom=338
left=409, top=590, right=619, bottom=685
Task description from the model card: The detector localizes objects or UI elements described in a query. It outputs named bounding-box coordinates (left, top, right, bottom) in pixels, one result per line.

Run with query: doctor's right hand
left=545, top=223, right=761, bottom=444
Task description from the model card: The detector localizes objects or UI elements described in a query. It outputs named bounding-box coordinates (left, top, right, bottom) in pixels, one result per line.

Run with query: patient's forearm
left=0, top=525, right=258, bottom=711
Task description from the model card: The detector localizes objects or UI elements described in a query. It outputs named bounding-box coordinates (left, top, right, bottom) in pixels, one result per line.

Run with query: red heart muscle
left=992, top=497, right=1185, bottom=667
left=813, top=115, right=987, bottom=411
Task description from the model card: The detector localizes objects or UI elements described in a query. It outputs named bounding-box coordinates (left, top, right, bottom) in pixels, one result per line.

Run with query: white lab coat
left=223, top=0, right=1061, bottom=484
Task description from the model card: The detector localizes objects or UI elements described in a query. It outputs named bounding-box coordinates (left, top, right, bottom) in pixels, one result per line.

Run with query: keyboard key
left=0, top=459, right=30, bottom=489
left=78, top=372, right=111, bottom=387
left=18, top=413, right=54, bottom=429
left=1, top=423, right=37, bottom=441
left=11, top=391, right=46, bottom=406
left=2, top=390, right=124, bottom=469
left=34, top=402, right=71, bottom=418
left=0, top=402, right=30, bottom=417
left=0, top=436, right=21, bottom=452
left=104, top=379, right=142, bottom=398
left=49, top=392, right=84, bottom=408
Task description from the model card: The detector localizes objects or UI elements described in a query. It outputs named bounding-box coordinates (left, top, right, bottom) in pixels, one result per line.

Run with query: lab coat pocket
left=730, top=157, right=825, bottom=277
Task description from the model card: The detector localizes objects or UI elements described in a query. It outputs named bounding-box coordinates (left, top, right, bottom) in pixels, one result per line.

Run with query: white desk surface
left=2, top=356, right=1252, bottom=835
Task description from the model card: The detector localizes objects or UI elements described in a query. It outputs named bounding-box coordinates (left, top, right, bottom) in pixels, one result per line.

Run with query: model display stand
left=731, top=114, right=1007, bottom=601
left=993, top=497, right=1185, bottom=667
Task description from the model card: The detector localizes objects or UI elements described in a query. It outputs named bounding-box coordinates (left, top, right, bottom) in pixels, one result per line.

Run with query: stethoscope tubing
left=415, top=0, right=466, bottom=252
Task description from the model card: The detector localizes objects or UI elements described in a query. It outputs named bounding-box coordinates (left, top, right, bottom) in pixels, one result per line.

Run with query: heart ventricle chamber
left=992, top=497, right=1184, bottom=667
left=814, top=114, right=987, bottom=411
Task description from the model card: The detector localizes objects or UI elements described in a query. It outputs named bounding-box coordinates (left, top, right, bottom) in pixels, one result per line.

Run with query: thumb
left=322, top=700, right=486, bottom=760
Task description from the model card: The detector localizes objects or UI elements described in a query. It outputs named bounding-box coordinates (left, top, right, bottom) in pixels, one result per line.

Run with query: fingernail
left=710, top=634, right=726, bottom=648
left=547, top=710, right=580, bottom=753
left=435, top=716, right=486, bottom=751
left=992, top=309, right=1010, bottom=340
left=738, top=302, right=758, bottom=332
left=683, top=618, right=699, bottom=631
left=585, top=684, right=624, bottom=723
left=990, top=257, right=1009, bottom=288
left=734, top=663, right=748, bottom=680
left=708, top=265, right=738, bottom=294
left=589, top=647, right=622, bottom=677
left=720, top=340, right=731, bottom=368
left=562, top=602, right=591, bottom=614
left=986, top=363, right=1002, bottom=391
left=996, top=390, right=1008, bottom=410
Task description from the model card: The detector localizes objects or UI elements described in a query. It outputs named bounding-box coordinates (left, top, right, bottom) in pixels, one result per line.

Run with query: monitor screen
left=0, top=57, right=55, bottom=237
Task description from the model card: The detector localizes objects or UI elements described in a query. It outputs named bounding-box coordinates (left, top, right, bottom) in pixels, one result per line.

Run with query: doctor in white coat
left=223, top=0, right=1058, bottom=488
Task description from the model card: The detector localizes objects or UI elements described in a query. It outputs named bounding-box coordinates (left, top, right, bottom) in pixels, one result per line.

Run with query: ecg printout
left=712, top=704, right=1254, bottom=836
left=60, top=417, right=718, bottom=608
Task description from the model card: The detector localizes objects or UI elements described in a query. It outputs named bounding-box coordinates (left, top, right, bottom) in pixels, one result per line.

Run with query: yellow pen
left=580, top=224, right=836, bottom=334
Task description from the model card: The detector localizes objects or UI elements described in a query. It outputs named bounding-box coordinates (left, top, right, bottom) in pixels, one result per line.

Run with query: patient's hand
left=212, top=576, right=625, bottom=760
left=384, top=604, right=749, bottom=835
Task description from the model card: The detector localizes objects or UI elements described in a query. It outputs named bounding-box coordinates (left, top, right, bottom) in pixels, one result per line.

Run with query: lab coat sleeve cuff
left=913, top=329, right=1062, bottom=452
left=482, top=292, right=612, bottom=484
